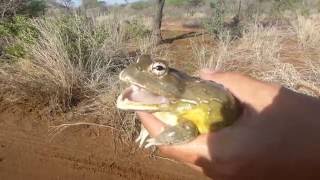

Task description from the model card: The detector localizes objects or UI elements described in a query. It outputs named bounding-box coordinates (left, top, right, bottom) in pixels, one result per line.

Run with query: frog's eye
left=150, top=62, right=167, bottom=76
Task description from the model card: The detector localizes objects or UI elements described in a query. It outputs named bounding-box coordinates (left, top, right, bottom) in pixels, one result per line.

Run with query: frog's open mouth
left=117, top=85, right=169, bottom=111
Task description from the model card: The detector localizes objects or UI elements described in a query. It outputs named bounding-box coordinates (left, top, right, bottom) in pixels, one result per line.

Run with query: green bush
left=268, top=0, right=310, bottom=17
left=166, top=0, right=187, bottom=6
left=47, top=15, right=111, bottom=69
left=203, top=0, right=242, bottom=40
left=130, top=1, right=151, bottom=10
left=124, top=19, right=151, bottom=40
left=0, top=16, right=39, bottom=58
left=167, top=0, right=205, bottom=7
left=22, top=0, right=47, bottom=17
left=4, top=44, right=26, bottom=58
left=203, top=0, right=224, bottom=36
left=186, top=0, right=205, bottom=7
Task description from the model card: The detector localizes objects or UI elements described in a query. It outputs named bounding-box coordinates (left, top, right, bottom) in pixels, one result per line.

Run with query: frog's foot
left=135, top=125, right=150, bottom=147
left=144, top=121, right=199, bottom=148
left=144, top=138, right=163, bottom=148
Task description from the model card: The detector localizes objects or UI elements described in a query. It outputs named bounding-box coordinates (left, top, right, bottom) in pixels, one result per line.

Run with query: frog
left=117, top=55, right=241, bottom=148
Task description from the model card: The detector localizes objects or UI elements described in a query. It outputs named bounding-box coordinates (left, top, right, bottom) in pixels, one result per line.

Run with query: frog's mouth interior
left=117, top=85, right=169, bottom=110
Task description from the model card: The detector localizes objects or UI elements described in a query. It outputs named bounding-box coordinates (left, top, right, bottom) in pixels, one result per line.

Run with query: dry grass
left=137, top=35, right=157, bottom=54
left=193, top=33, right=232, bottom=71
left=1, top=15, right=123, bottom=108
left=194, top=24, right=282, bottom=72
left=291, top=14, right=320, bottom=49
left=0, top=12, right=145, bottom=141
left=193, top=20, right=320, bottom=97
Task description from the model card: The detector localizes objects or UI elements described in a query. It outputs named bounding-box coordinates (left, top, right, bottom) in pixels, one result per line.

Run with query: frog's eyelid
left=152, top=62, right=166, bottom=68
left=152, top=64, right=166, bottom=71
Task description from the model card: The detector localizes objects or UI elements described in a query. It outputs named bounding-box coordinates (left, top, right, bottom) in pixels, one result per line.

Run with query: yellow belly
left=179, top=102, right=223, bottom=133
left=154, top=101, right=225, bottom=134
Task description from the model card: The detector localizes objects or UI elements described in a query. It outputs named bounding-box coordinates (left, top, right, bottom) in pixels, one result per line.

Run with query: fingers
left=136, top=111, right=166, bottom=137
left=158, top=134, right=211, bottom=163
left=199, top=71, right=260, bottom=98
left=199, top=70, right=281, bottom=112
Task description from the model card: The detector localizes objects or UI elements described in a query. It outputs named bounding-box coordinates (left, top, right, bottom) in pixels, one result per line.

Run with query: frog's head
left=117, top=55, right=187, bottom=111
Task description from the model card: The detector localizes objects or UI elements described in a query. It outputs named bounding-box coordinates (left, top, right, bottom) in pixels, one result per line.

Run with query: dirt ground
left=0, top=103, right=209, bottom=180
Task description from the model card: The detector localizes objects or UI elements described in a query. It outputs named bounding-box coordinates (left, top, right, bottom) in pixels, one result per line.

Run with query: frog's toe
left=144, top=138, right=163, bottom=148
left=136, top=126, right=150, bottom=147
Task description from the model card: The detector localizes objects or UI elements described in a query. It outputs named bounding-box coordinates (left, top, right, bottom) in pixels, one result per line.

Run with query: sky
left=73, top=0, right=141, bottom=6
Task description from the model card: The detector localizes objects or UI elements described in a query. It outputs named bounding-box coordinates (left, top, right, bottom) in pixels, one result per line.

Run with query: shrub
left=124, top=19, right=152, bottom=40
left=186, top=0, right=204, bottom=7
left=0, top=16, right=38, bottom=58
left=166, top=0, right=187, bottom=6
left=269, top=0, right=309, bottom=17
left=291, top=14, right=320, bottom=49
left=203, top=0, right=225, bottom=36
left=0, top=0, right=47, bottom=19
left=21, top=0, right=47, bottom=17
left=130, top=1, right=151, bottom=10
left=0, top=13, right=134, bottom=111
left=203, top=0, right=242, bottom=40
left=4, top=44, right=26, bottom=58
left=0, top=12, right=141, bottom=141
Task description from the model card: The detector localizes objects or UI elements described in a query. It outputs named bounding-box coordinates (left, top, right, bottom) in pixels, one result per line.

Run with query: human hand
left=137, top=71, right=320, bottom=180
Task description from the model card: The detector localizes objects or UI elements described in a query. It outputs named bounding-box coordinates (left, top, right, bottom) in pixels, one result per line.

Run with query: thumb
left=136, top=111, right=165, bottom=137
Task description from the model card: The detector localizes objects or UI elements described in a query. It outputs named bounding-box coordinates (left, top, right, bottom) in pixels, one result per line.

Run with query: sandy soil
left=0, top=103, right=209, bottom=180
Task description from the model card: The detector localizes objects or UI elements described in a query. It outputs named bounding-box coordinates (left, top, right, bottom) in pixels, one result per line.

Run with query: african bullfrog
left=117, top=55, right=240, bottom=147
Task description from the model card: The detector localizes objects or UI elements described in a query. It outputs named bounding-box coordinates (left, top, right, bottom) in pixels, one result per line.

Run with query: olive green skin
left=118, top=55, right=240, bottom=144
left=117, top=55, right=241, bottom=146
left=121, top=55, right=235, bottom=102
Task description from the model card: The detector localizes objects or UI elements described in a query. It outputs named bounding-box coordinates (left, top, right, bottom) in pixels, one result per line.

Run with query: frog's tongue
left=117, top=85, right=169, bottom=110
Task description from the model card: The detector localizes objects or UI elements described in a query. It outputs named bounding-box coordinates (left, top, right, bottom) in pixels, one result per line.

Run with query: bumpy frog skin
left=117, top=55, right=240, bottom=147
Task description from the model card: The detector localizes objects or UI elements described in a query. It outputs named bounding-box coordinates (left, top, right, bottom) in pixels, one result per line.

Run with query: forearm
left=236, top=88, right=320, bottom=180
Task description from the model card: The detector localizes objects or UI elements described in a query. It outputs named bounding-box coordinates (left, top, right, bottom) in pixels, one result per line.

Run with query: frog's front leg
left=144, top=120, right=199, bottom=148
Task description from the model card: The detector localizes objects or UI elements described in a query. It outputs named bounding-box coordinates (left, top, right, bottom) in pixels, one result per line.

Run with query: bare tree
left=59, top=0, right=73, bottom=10
left=153, top=0, right=165, bottom=45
